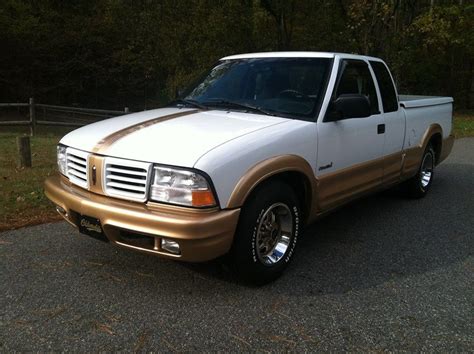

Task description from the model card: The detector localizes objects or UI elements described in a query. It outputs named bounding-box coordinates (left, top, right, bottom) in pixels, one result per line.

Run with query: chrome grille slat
left=107, top=167, right=148, bottom=176
left=68, top=169, right=87, bottom=180
left=104, top=157, right=151, bottom=202
left=106, top=182, right=146, bottom=192
left=67, top=155, right=87, bottom=166
left=67, top=161, right=87, bottom=172
left=66, top=148, right=89, bottom=189
left=106, top=174, right=146, bottom=184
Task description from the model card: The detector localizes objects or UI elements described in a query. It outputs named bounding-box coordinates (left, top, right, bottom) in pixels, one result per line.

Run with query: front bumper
left=44, top=175, right=240, bottom=262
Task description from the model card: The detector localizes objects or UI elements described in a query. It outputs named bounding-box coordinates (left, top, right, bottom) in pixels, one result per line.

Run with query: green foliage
left=0, top=0, right=472, bottom=110
left=0, top=132, right=61, bottom=230
left=453, top=111, right=474, bottom=138
left=401, top=4, right=473, bottom=107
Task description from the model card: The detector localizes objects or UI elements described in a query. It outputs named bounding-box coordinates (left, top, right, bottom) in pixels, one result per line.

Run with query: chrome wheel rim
left=256, top=203, right=293, bottom=266
left=420, top=151, right=434, bottom=188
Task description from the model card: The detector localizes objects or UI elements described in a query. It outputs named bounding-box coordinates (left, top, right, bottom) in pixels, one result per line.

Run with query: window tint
left=185, top=58, right=332, bottom=120
left=336, top=60, right=379, bottom=115
left=370, top=61, right=398, bottom=113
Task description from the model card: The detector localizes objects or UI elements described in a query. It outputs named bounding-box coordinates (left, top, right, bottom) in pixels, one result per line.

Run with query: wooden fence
left=0, top=98, right=129, bottom=136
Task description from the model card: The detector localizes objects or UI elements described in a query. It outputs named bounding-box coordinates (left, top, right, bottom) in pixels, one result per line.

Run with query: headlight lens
left=150, top=166, right=216, bottom=207
left=57, top=145, right=67, bottom=176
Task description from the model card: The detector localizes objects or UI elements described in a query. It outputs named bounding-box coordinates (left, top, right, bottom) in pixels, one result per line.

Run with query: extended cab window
left=336, top=60, right=379, bottom=115
left=369, top=61, right=398, bottom=113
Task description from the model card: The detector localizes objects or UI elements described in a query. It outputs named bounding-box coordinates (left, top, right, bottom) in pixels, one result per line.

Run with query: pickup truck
left=45, top=52, right=454, bottom=283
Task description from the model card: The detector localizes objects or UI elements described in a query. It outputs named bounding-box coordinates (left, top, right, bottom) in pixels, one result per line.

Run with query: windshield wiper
left=170, top=99, right=207, bottom=110
left=202, top=99, right=275, bottom=116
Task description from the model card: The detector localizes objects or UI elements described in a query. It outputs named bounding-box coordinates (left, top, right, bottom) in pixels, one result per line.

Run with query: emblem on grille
left=92, top=165, right=97, bottom=185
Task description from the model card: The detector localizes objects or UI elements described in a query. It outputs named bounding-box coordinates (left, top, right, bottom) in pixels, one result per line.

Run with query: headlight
left=57, top=145, right=67, bottom=176
left=150, top=166, right=217, bottom=207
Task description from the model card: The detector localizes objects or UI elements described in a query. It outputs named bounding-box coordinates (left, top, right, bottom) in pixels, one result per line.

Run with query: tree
left=0, top=0, right=471, bottom=109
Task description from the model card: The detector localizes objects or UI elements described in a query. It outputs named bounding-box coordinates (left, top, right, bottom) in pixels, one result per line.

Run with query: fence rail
left=37, top=103, right=127, bottom=115
left=0, top=98, right=129, bottom=135
left=0, top=103, right=29, bottom=108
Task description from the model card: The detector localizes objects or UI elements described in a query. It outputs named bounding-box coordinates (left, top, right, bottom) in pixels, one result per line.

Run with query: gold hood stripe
left=91, top=109, right=200, bottom=153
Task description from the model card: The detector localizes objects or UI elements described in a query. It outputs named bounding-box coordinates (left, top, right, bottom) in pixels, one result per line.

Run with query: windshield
left=180, top=58, right=333, bottom=120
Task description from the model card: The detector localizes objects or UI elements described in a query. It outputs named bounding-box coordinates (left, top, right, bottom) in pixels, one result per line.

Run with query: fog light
left=161, top=238, right=181, bottom=255
left=56, top=206, right=68, bottom=217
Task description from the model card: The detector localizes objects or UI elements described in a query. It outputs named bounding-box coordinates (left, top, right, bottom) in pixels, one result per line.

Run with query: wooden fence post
left=29, top=97, right=36, bottom=136
left=17, top=136, right=32, bottom=168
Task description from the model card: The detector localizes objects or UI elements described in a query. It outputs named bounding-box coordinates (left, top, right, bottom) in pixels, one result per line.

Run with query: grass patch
left=453, top=111, right=474, bottom=138
left=0, top=132, right=63, bottom=231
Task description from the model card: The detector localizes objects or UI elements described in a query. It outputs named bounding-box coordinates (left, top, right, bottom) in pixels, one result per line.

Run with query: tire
left=228, top=180, right=301, bottom=285
left=402, top=144, right=436, bottom=198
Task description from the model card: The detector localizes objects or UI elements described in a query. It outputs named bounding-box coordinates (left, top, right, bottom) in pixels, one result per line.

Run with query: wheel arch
left=419, top=124, right=443, bottom=165
left=420, top=124, right=441, bottom=148
left=226, top=155, right=317, bottom=224
left=428, top=133, right=443, bottom=164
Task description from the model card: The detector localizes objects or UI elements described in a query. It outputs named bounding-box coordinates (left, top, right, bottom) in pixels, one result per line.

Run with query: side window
left=370, top=61, right=398, bottom=113
left=336, top=60, right=379, bottom=115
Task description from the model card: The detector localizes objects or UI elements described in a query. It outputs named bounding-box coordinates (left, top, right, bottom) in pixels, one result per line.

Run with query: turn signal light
left=191, top=190, right=216, bottom=207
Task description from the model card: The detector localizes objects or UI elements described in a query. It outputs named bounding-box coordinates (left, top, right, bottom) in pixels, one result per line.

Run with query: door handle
left=377, top=124, right=385, bottom=134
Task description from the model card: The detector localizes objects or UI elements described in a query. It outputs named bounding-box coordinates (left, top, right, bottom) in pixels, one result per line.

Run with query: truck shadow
left=180, top=162, right=472, bottom=294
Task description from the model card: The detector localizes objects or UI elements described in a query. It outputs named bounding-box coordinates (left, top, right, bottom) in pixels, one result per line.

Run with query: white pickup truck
left=45, top=52, right=454, bottom=283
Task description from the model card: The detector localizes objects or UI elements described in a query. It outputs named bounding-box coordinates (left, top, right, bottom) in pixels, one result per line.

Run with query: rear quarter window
left=370, top=61, right=398, bottom=113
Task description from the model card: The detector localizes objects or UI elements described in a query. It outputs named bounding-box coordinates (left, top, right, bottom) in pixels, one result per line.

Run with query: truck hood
left=60, top=107, right=290, bottom=167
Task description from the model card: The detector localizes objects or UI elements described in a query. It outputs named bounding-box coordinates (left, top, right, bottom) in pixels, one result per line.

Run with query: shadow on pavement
left=178, top=163, right=473, bottom=295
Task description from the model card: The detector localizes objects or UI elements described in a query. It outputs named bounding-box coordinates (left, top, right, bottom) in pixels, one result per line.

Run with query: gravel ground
left=1, top=138, right=473, bottom=351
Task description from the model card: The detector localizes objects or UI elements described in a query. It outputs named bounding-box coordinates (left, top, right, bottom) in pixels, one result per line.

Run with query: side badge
left=92, top=165, right=97, bottom=185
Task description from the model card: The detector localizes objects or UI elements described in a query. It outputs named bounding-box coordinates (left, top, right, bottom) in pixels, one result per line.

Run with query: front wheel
left=229, top=181, right=301, bottom=284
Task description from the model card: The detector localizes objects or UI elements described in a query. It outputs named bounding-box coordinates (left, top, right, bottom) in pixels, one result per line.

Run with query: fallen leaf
left=229, top=334, right=251, bottom=346
left=135, top=271, right=154, bottom=278
left=95, top=322, right=114, bottom=335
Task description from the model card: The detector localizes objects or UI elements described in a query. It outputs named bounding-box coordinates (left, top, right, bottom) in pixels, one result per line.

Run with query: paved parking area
left=1, top=138, right=473, bottom=351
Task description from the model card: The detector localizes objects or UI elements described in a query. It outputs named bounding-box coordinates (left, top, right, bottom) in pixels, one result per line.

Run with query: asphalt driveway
left=1, top=138, right=473, bottom=351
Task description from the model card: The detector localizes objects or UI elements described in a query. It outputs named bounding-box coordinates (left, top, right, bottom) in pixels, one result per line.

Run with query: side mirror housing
left=326, top=94, right=371, bottom=121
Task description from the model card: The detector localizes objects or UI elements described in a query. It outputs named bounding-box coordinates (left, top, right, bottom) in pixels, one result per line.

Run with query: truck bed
left=399, top=94, right=453, bottom=154
left=399, top=95, right=453, bottom=109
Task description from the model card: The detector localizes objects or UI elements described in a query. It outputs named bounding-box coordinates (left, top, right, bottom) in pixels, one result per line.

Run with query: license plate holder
left=78, top=214, right=108, bottom=242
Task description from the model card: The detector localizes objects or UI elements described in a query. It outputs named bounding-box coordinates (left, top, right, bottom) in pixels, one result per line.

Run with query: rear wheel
left=229, top=180, right=301, bottom=284
left=402, top=144, right=435, bottom=198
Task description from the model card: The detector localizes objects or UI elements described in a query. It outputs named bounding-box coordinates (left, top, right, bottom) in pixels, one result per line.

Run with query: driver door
left=316, top=59, right=385, bottom=210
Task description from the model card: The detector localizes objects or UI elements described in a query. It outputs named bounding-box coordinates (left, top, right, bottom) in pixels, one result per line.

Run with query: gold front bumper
left=44, top=175, right=240, bottom=262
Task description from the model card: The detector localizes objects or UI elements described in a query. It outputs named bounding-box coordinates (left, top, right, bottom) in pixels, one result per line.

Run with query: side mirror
left=326, top=94, right=371, bottom=121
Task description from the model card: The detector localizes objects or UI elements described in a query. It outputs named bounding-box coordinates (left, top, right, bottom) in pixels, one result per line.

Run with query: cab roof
left=221, top=51, right=384, bottom=62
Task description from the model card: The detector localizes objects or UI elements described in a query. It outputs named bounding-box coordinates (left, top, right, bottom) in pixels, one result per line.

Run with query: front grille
left=104, top=157, right=151, bottom=202
left=66, top=148, right=89, bottom=189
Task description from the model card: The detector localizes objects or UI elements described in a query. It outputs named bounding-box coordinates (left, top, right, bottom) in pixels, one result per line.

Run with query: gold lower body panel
left=311, top=135, right=455, bottom=220
left=44, top=175, right=240, bottom=262
left=438, top=134, right=455, bottom=164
